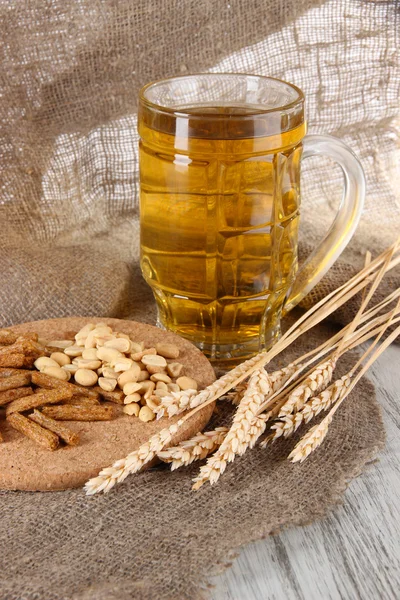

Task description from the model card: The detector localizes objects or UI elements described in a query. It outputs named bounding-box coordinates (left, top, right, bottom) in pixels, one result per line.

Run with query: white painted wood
left=210, top=344, right=400, bottom=600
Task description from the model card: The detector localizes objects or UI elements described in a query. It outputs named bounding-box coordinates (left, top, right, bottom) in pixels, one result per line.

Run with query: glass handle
left=283, top=134, right=365, bottom=313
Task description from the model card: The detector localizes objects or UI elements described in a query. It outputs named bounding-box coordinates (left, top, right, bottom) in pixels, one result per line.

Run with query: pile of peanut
left=34, top=323, right=198, bottom=423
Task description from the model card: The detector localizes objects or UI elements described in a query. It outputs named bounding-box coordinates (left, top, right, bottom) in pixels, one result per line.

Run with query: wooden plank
left=210, top=344, right=400, bottom=600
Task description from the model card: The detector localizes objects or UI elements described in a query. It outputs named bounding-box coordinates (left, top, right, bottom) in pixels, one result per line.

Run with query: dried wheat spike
left=157, top=427, right=229, bottom=470
left=269, top=363, right=298, bottom=392
left=192, top=368, right=271, bottom=490
left=156, top=353, right=264, bottom=418
left=278, top=358, right=336, bottom=417
left=271, top=374, right=351, bottom=440
left=84, top=419, right=184, bottom=495
left=288, top=415, right=333, bottom=463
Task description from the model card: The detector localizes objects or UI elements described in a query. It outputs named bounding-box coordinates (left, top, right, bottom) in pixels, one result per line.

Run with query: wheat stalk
left=157, top=427, right=228, bottom=470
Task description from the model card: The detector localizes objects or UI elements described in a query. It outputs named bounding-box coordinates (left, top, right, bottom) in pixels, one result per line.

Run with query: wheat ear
left=157, top=427, right=228, bottom=470
left=192, top=369, right=271, bottom=490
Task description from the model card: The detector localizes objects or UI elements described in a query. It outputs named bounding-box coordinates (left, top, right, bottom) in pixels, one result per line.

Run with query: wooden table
left=211, top=344, right=400, bottom=600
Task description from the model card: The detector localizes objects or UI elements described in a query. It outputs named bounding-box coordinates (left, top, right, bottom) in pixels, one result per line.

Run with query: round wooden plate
left=0, top=317, right=216, bottom=491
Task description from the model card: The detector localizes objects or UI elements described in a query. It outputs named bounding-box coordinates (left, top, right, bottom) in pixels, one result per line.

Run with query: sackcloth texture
left=0, top=0, right=399, bottom=327
left=0, top=327, right=386, bottom=600
left=0, top=1, right=395, bottom=599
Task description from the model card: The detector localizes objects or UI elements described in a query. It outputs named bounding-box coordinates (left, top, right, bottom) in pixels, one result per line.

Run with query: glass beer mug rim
left=139, top=72, right=305, bottom=124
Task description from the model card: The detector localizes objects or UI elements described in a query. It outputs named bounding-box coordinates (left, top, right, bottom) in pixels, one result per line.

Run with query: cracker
left=0, top=353, right=25, bottom=368
left=0, top=386, right=34, bottom=407
left=42, top=405, right=117, bottom=421
left=29, top=410, right=79, bottom=446
left=7, top=412, right=60, bottom=451
left=0, top=330, right=17, bottom=345
left=6, top=388, right=73, bottom=415
left=0, top=372, right=31, bottom=392
left=93, top=386, right=125, bottom=405
left=31, top=371, right=99, bottom=399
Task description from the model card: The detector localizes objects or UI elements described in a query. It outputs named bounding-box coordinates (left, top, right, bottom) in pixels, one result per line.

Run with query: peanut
left=75, top=323, right=95, bottom=340
left=129, top=341, right=145, bottom=355
left=123, top=403, right=140, bottom=416
left=176, top=376, right=198, bottom=391
left=153, top=388, right=169, bottom=399
left=155, top=342, right=180, bottom=359
left=123, top=382, right=142, bottom=396
left=143, top=381, right=156, bottom=399
left=112, top=357, right=133, bottom=372
left=102, top=366, right=118, bottom=379
left=81, top=348, right=99, bottom=360
left=117, top=364, right=141, bottom=388
left=139, top=406, right=155, bottom=422
left=146, top=364, right=167, bottom=375
left=124, top=392, right=142, bottom=405
left=50, top=352, right=71, bottom=367
left=141, top=354, right=167, bottom=368
left=146, top=396, right=160, bottom=411
left=74, top=369, right=98, bottom=387
left=42, top=366, right=70, bottom=381
left=167, top=362, right=184, bottom=378
left=74, top=358, right=102, bottom=370
left=156, top=381, right=168, bottom=391
left=47, top=340, right=74, bottom=349
left=150, top=373, right=171, bottom=384
left=62, top=364, right=79, bottom=375
left=64, top=345, right=84, bottom=357
left=98, top=377, right=117, bottom=392
left=130, top=347, right=156, bottom=361
left=104, top=338, right=131, bottom=353
left=167, top=382, right=180, bottom=393
left=137, top=370, right=150, bottom=382
left=34, top=356, right=60, bottom=371
left=96, top=346, right=124, bottom=363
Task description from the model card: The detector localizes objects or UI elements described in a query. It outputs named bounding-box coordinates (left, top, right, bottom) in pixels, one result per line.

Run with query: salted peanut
left=104, top=337, right=131, bottom=353
left=116, top=332, right=130, bottom=340
left=150, top=373, right=172, bottom=384
left=6, top=388, right=73, bottom=415
left=130, top=347, right=157, bottom=361
left=62, top=364, right=79, bottom=375
left=29, top=409, right=79, bottom=446
left=124, top=392, right=142, bottom=405
left=117, top=364, right=141, bottom=388
left=7, top=412, right=60, bottom=451
left=112, top=357, right=134, bottom=373
left=0, top=330, right=17, bottom=345
left=42, top=405, right=116, bottom=421
left=145, top=396, right=161, bottom=411
left=81, top=348, right=99, bottom=360
left=0, top=372, right=31, bottom=392
left=146, top=364, right=167, bottom=375
left=74, top=369, right=98, bottom=387
left=47, top=340, right=74, bottom=349
left=167, top=382, right=180, bottom=393
left=139, top=406, right=155, bottom=422
left=93, top=386, right=124, bottom=405
left=0, top=386, right=34, bottom=407
left=75, top=323, right=95, bottom=339
left=98, top=377, right=117, bottom=392
left=31, top=372, right=99, bottom=399
left=96, top=346, right=124, bottom=363
left=42, top=366, right=70, bottom=382
left=129, top=341, right=145, bottom=355
left=155, top=342, right=180, bottom=359
left=156, top=381, right=168, bottom=391
left=74, top=358, right=102, bottom=371
left=0, top=353, right=25, bottom=368
left=123, top=403, right=140, bottom=416
left=141, top=354, right=167, bottom=368
left=176, top=376, right=198, bottom=391
left=34, top=356, right=59, bottom=371
left=50, top=352, right=71, bottom=367
left=102, top=366, right=118, bottom=379
left=143, top=381, right=156, bottom=400
left=167, top=362, right=184, bottom=378
left=64, top=345, right=83, bottom=357
left=122, top=381, right=142, bottom=396
left=137, top=370, right=150, bottom=382
left=94, top=324, right=113, bottom=334
left=153, top=388, right=169, bottom=399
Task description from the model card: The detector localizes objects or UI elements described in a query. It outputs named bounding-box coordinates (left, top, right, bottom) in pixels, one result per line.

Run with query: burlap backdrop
left=0, top=1, right=397, bottom=599
left=0, top=0, right=399, bottom=326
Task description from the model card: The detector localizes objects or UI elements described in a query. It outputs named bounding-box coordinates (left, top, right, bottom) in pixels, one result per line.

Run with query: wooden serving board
left=0, top=317, right=216, bottom=491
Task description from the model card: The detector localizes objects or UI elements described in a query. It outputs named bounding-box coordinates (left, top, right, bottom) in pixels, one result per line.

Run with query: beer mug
left=138, top=74, right=364, bottom=362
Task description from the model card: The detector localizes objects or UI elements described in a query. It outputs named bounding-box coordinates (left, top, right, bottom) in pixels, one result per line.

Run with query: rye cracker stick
left=42, top=404, right=116, bottom=421
left=0, top=386, right=34, bottom=407
left=16, top=333, right=39, bottom=342
left=93, top=386, right=125, bottom=405
left=0, top=339, right=44, bottom=358
left=0, top=372, right=31, bottom=392
left=7, top=412, right=60, bottom=450
left=0, top=368, right=19, bottom=377
left=0, top=353, right=25, bottom=368
left=62, top=395, right=100, bottom=407
left=6, top=388, right=73, bottom=415
left=0, top=330, right=17, bottom=345
left=31, top=372, right=100, bottom=399
left=29, top=409, right=79, bottom=446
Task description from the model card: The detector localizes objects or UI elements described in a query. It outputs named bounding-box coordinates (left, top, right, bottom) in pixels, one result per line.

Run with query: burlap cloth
left=0, top=1, right=397, bottom=598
